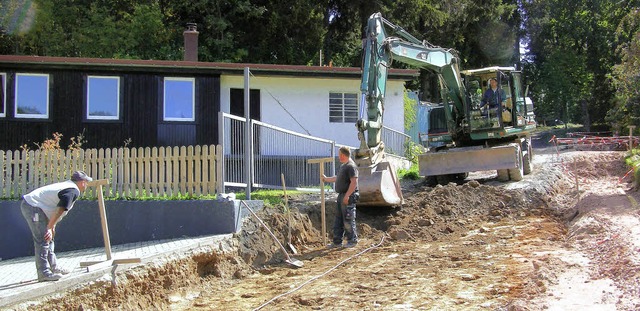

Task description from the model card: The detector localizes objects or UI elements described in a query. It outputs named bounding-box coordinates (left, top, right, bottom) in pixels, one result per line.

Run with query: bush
left=398, top=164, right=420, bottom=180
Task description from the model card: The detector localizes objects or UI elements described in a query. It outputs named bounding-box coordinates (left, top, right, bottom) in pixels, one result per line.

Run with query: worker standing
left=20, top=171, right=92, bottom=281
left=323, top=146, right=359, bottom=248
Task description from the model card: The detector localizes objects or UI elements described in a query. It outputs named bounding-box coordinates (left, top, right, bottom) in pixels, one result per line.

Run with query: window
left=87, top=76, right=120, bottom=120
left=15, top=73, right=49, bottom=119
left=163, top=77, right=195, bottom=121
left=329, top=92, right=358, bottom=123
left=0, top=73, right=5, bottom=117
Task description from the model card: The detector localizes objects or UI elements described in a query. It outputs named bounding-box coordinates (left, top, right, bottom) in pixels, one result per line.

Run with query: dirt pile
left=237, top=206, right=320, bottom=267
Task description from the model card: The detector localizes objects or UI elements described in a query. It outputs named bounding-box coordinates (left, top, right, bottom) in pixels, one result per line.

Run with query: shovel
left=281, top=174, right=298, bottom=254
left=239, top=200, right=304, bottom=268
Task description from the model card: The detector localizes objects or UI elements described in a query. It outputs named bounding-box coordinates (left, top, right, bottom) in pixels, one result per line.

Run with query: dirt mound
left=237, top=206, right=320, bottom=267
left=24, top=241, right=250, bottom=311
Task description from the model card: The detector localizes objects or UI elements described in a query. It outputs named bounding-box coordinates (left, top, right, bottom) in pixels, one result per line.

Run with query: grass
left=625, top=148, right=640, bottom=182
left=234, top=189, right=308, bottom=206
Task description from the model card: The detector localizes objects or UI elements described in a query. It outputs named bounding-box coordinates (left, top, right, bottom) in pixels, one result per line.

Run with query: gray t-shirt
left=335, top=158, right=358, bottom=194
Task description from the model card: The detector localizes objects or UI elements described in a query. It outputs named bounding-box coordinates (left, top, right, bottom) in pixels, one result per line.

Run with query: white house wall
left=220, top=74, right=406, bottom=156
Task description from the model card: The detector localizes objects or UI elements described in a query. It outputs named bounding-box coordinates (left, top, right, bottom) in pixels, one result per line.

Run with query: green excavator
left=355, top=12, right=536, bottom=207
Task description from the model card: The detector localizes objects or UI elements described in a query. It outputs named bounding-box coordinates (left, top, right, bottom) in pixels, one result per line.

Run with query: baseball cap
left=71, top=171, right=93, bottom=182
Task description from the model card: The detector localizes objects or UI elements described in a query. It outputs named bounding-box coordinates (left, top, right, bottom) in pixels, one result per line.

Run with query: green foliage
left=234, top=189, right=306, bottom=206
left=403, top=140, right=424, bottom=165
left=607, top=9, right=640, bottom=133
left=522, top=0, right=639, bottom=128
left=625, top=148, right=640, bottom=183
left=404, top=91, right=417, bottom=133
left=398, top=164, right=420, bottom=180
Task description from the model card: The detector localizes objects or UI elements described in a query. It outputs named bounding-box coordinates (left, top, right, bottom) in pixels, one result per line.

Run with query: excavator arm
left=355, top=12, right=468, bottom=206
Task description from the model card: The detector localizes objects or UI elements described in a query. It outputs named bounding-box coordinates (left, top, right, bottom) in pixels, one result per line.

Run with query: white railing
left=382, top=126, right=411, bottom=157
left=219, top=112, right=336, bottom=190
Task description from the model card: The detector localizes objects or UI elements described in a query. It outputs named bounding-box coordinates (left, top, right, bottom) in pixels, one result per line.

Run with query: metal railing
left=381, top=126, right=411, bottom=157
left=219, top=112, right=336, bottom=191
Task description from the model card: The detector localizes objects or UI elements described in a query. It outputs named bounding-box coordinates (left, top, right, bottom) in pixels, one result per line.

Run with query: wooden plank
left=216, top=145, right=223, bottom=194
left=306, top=157, right=334, bottom=246
left=80, top=260, right=113, bottom=271
left=96, top=183, right=112, bottom=260
left=33, top=150, right=45, bottom=189
left=137, top=147, right=144, bottom=196
left=115, top=148, right=123, bottom=197
left=151, top=147, right=158, bottom=196
left=26, top=150, right=34, bottom=193
left=307, top=157, right=334, bottom=164
left=195, top=145, right=202, bottom=196
left=113, top=258, right=142, bottom=265
left=7, top=151, right=13, bottom=197
left=201, top=145, right=208, bottom=196
left=209, top=145, right=216, bottom=195
left=179, top=146, right=187, bottom=195
left=174, top=146, right=180, bottom=196
left=187, top=146, right=193, bottom=196
left=87, top=179, right=110, bottom=187
left=105, top=148, right=112, bottom=197
left=80, top=258, right=141, bottom=271
left=320, top=164, right=326, bottom=246
left=166, top=147, right=173, bottom=196
left=144, top=147, right=151, bottom=196
left=159, top=147, right=166, bottom=196
left=19, top=150, right=26, bottom=196
left=111, top=148, right=118, bottom=186
left=124, top=147, right=131, bottom=198
left=129, top=148, right=138, bottom=197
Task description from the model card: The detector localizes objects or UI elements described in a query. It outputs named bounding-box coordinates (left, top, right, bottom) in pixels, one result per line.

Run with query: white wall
left=220, top=74, right=406, bottom=148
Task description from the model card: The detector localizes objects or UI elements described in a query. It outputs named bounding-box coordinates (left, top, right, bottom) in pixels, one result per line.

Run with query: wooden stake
left=281, top=174, right=297, bottom=254
left=82, top=179, right=140, bottom=272
left=308, top=157, right=334, bottom=246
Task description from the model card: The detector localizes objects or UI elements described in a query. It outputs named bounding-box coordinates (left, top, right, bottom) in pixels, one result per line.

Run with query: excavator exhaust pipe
left=357, top=161, right=404, bottom=207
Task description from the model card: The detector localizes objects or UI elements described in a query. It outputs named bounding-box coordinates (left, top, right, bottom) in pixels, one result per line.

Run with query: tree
left=522, top=0, right=640, bottom=128
left=608, top=9, right=640, bottom=133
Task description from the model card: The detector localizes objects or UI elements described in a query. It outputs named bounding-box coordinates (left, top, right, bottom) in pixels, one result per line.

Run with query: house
left=0, top=55, right=417, bottom=151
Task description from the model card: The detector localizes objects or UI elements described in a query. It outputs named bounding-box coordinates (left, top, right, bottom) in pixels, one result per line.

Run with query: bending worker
left=21, top=171, right=92, bottom=281
left=323, top=146, right=359, bottom=248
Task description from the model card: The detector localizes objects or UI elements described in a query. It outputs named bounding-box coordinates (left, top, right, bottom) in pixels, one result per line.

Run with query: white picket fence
left=0, top=145, right=221, bottom=199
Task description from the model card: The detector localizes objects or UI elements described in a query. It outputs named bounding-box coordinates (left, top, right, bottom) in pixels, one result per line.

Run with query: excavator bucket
left=357, top=161, right=404, bottom=207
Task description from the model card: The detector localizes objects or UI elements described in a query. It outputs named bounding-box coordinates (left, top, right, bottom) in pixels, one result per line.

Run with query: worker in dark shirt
left=21, top=171, right=92, bottom=281
left=480, top=78, right=506, bottom=110
left=323, top=146, right=359, bottom=248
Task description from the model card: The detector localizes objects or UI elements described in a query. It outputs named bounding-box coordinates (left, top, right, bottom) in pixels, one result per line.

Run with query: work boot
left=52, top=267, right=70, bottom=275
left=38, top=272, right=63, bottom=282
left=326, top=243, right=342, bottom=249
left=345, top=242, right=358, bottom=248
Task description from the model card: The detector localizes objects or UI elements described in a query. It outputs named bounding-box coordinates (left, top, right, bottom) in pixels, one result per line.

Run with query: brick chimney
left=183, top=23, right=199, bottom=62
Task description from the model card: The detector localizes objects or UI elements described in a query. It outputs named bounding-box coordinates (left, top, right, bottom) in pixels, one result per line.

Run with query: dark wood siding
left=197, top=76, right=220, bottom=145
left=0, top=66, right=221, bottom=150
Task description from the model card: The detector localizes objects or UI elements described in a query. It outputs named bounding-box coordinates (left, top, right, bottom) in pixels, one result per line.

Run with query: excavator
left=355, top=12, right=536, bottom=206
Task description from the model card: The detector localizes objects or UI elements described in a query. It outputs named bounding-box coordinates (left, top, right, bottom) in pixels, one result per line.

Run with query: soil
left=9, top=146, right=640, bottom=310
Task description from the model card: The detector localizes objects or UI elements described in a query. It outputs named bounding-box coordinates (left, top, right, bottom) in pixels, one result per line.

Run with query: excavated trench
left=10, top=151, right=640, bottom=310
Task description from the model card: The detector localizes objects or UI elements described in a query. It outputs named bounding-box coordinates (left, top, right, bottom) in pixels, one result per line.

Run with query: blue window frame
left=15, top=73, right=49, bottom=119
left=87, top=76, right=120, bottom=120
left=163, top=77, right=195, bottom=121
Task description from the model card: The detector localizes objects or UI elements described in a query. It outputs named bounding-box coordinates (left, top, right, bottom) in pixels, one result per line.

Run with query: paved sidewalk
left=0, top=234, right=233, bottom=308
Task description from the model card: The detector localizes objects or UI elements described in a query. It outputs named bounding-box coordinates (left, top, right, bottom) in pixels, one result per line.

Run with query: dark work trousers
left=332, top=193, right=358, bottom=245
left=20, top=200, right=58, bottom=278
